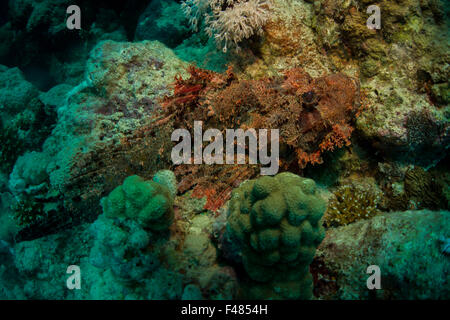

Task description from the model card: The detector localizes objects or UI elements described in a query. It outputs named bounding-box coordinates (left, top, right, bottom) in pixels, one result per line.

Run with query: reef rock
left=234, top=0, right=335, bottom=79
left=0, top=66, right=56, bottom=172
left=313, top=209, right=450, bottom=299
left=232, top=0, right=449, bottom=167
left=312, top=0, right=450, bottom=166
left=0, top=66, right=39, bottom=117
left=13, top=40, right=188, bottom=241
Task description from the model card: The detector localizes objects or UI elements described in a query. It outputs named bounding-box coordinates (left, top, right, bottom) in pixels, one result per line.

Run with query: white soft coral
left=182, top=0, right=272, bottom=52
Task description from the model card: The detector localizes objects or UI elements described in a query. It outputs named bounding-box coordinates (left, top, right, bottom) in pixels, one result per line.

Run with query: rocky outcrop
left=312, top=210, right=450, bottom=299
left=12, top=40, right=188, bottom=241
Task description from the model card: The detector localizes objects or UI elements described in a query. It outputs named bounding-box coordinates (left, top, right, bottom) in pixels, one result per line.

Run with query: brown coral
left=324, top=182, right=382, bottom=228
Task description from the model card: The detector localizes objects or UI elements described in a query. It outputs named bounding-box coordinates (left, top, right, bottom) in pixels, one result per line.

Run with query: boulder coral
left=227, top=172, right=326, bottom=299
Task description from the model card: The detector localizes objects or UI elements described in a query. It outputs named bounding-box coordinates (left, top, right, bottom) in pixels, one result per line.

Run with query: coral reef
left=0, top=0, right=448, bottom=302
left=377, top=163, right=449, bottom=212
left=0, top=191, right=16, bottom=243
left=11, top=198, right=45, bottom=228
left=231, top=0, right=334, bottom=78
left=225, top=0, right=449, bottom=167
left=0, top=66, right=56, bottom=172
left=0, top=173, right=237, bottom=300
left=440, top=237, right=450, bottom=256
left=404, top=166, right=448, bottom=209
left=0, top=0, right=145, bottom=87
left=88, top=210, right=170, bottom=298
left=9, top=151, right=50, bottom=197
left=135, top=0, right=191, bottom=48
left=226, top=172, right=326, bottom=299
left=164, top=66, right=359, bottom=168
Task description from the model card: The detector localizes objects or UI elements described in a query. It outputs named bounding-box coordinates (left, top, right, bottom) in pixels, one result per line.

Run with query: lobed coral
left=227, top=172, right=326, bottom=299
left=182, top=0, right=273, bottom=52
left=101, top=171, right=176, bottom=231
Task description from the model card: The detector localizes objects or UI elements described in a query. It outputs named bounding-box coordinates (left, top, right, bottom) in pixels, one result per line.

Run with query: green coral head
left=227, top=172, right=326, bottom=299
left=101, top=171, right=176, bottom=231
